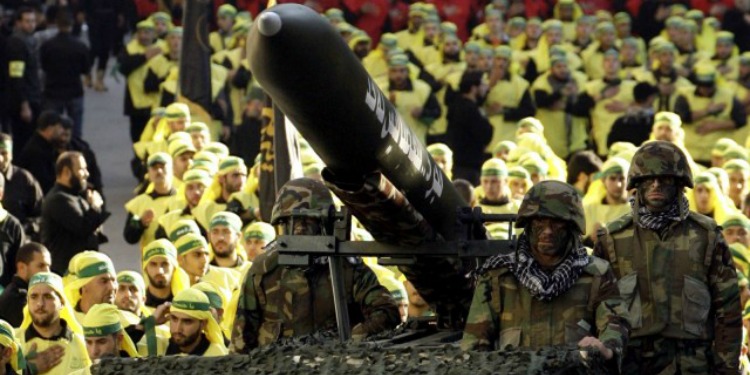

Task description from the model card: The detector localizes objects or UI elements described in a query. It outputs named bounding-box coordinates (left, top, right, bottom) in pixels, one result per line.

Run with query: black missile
left=247, top=4, right=467, bottom=241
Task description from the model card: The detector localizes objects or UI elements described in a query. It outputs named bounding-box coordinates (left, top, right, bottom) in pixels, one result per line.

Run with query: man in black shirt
left=17, top=111, right=68, bottom=194
left=0, top=174, right=25, bottom=287
left=0, top=133, right=44, bottom=240
left=0, top=243, right=51, bottom=327
left=446, top=71, right=493, bottom=185
left=40, top=10, right=90, bottom=138
left=607, top=82, right=658, bottom=148
left=40, top=151, right=109, bottom=274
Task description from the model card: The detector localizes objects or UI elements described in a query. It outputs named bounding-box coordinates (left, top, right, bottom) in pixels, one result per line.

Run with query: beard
left=170, top=329, right=202, bottom=348
left=212, top=242, right=234, bottom=258
left=70, top=175, right=85, bottom=193
left=148, top=273, right=169, bottom=289
left=117, top=297, right=138, bottom=314
left=32, top=311, right=57, bottom=328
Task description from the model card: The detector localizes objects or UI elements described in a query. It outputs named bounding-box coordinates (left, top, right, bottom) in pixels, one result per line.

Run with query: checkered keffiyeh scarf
left=475, top=232, right=590, bottom=301
left=630, top=194, right=689, bottom=235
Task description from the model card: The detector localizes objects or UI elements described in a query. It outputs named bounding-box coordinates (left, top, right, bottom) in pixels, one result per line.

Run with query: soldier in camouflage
left=462, top=180, right=630, bottom=371
left=230, top=178, right=401, bottom=353
left=594, top=140, right=742, bottom=374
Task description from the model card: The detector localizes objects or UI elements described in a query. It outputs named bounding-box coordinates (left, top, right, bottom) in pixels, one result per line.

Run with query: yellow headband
left=82, top=303, right=139, bottom=358
left=170, top=289, right=226, bottom=347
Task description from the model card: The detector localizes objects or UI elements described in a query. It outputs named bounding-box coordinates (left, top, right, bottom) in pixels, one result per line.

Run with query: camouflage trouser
left=622, top=336, right=713, bottom=374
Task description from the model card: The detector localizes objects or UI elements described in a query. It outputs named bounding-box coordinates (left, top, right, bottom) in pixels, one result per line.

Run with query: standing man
left=0, top=173, right=25, bottom=287
left=0, top=242, right=50, bottom=326
left=445, top=71, right=492, bottom=185
left=595, top=141, right=742, bottom=374
left=39, top=10, right=89, bottom=138
left=0, top=133, right=44, bottom=240
left=462, top=181, right=629, bottom=373
left=582, top=157, right=630, bottom=242
left=4, top=7, right=41, bottom=157
left=16, top=111, right=68, bottom=194
left=231, top=178, right=401, bottom=352
left=124, top=153, right=176, bottom=249
left=207, top=211, right=247, bottom=276
left=141, top=239, right=188, bottom=312
left=41, top=152, right=109, bottom=274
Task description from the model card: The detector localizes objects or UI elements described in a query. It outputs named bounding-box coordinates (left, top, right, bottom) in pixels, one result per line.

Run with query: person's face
left=410, top=15, right=423, bottom=30
left=146, top=257, right=173, bottom=289
left=423, top=23, right=439, bottom=39
left=18, top=251, right=51, bottom=282
left=603, top=54, right=620, bottom=76
left=740, top=65, right=750, bottom=78
left=697, top=84, right=715, bottom=97
left=716, top=42, right=733, bottom=59
left=621, top=44, right=637, bottom=62
left=509, top=178, right=527, bottom=198
left=658, top=51, right=675, bottom=68
left=493, top=56, right=510, bottom=74
left=137, top=28, right=155, bottom=45
left=712, top=155, right=725, bottom=168
left=17, top=12, right=36, bottom=34
left=82, top=273, right=117, bottom=305
left=28, top=285, right=62, bottom=328
left=217, top=15, right=234, bottom=32
left=68, top=155, right=89, bottom=193
left=637, top=176, right=678, bottom=212
left=169, top=312, right=205, bottom=348
left=184, top=182, right=205, bottom=208
left=190, top=132, right=208, bottom=151
left=179, top=250, right=209, bottom=279
left=49, top=124, right=67, bottom=148
left=616, top=21, right=631, bottom=37
left=487, top=16, right=503, bottom=33
left=508, top=24, right=524, bottom=37
left=576, top=23, right=592, bottom=39
left=729, top=171, right=748, bottom=199
left=694, top=184, right=712, bottom=214
left=465, top=51, right=479, bottom=67
left=85, top=334, right=118, bottom=361
left=559, top=6, right=574, bottom=21
left=388, top=66, right=409, bottom=86
left=600, top=30, right=616, bottom=47
left=148, top=162, right=170, bottom=186
left=209, top=225, right=238, bottom=258
left=724, top=226, right=750, bottom=247
left=551, top=61, right=570, bottom=81
left=526, top=23, right=541, bottom=39
left=220, top=170, right=246, bottom=195
left=604, top=173, right=627, bottom=201
left=653, top=124, right=675, bottom=142
left=0, top=147, right=12, bottom=172
left=545, top=28, right=562, bottom=46
left=167, top=34, right=181, bottom=55
left=116, top=282, right=143, bottom=314
left=353, top=41, right=371, bottom=59
left=154, top=19, right=168, bottom=35
left=477, top=54, right=491, bottom=72
left=529, top=217, right=569, bottom=256
left=432, top=155, right=449, bottom=175
left=443, top=39, right=461, bottom=56
left=174, top=152, right=194, bottom=180
left=243, top=238, right=268, bottom=261
left=481, top=175, right=506, bottom=201
left=280, top=217, right=323, bottom=236
left=168, top=118, right=187, bottom=133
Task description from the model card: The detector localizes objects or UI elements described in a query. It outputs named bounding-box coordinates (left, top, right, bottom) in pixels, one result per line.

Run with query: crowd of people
left=0, top=0, right=750, bottom=374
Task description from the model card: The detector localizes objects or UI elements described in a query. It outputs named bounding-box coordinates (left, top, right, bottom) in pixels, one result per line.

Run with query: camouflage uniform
left=595, top=141, right=742, bottom=374
left=462, top=181, right=630, bottom=370
left=230, top=178, right=401, bottom=353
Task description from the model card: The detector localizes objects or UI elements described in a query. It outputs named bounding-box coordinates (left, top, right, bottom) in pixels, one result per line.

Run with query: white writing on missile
left=365, top=77, right=443, bottom=202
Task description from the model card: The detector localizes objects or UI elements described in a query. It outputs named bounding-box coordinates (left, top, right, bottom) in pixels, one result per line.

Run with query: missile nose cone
left=257, top=11, right=282, bottom=37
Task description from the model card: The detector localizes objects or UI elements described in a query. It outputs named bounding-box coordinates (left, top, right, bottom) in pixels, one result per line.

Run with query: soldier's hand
left=140, top=209, right=155, bottom=226
left=578, top=336, right=613, bottom=360
left=153, top=302, right=171, bottom=325
left=27, top=343, right=65, bottom=374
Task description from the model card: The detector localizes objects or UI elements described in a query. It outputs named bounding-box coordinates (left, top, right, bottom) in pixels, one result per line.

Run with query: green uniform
left=461, top=256, right=628, bottom=353
left=230, top=249, right=401, bottom=353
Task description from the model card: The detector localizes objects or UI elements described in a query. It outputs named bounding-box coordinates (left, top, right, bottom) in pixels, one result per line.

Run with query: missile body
left=247, top=4, right=467, bottom=241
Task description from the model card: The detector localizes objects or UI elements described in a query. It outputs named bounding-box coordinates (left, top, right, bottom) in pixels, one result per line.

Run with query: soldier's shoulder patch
left=605, top=213, right=633, bottom=234
left=583, top=256, right=610, bottom=276
left=687, top=212, right=718, bottom=232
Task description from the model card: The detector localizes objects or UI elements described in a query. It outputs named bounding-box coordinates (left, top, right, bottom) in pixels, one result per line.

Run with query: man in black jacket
left=446, top=71, right=493, bottom=185
left=40, top=10, right=90, bottom=138
left=40, top=151, right=109, bottom=274
left=0, top=133, right=44, bottom=240
left=0, top=173, right=25, bottom=287
left=0, top=242, right=50, bottom=327
left=16, top=111, right=67, bottom=194
left=607, top=82, right=658, bottom=148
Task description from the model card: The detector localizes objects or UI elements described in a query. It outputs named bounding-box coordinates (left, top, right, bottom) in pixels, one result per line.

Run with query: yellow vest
left=16, top=326, right=90, bottom=375
left=632, top=70, right=694, bottom=111
left=582, top=200, right=630, bottom=237
left=375, top=78, right=433, bottom=146
left=209, top=31, right=231, bottom=54
left=125, top=39, right=165, bottom=110
left=531, top=71, right=589, bottom=158
left=585, top=78, right=637, bottom=155
left=484, top=74, right=530, bottom=152
left=125, top=191, right=176, bottom=249
left=363, top=49, right=388, bottom=82
left=681, top=85, right=738, bottom=162
left=212, top=48, right=250, bottom=126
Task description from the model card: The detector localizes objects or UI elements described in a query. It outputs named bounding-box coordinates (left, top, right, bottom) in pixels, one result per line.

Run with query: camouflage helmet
left=515, top=180, right=585, bottom=235
left=627, top=141, right=693, bottom=189
left=270, top=178, right=335, bottom=225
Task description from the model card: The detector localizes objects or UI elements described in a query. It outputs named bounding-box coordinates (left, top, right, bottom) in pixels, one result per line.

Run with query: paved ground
left=82, top=74, right=141, bottom=273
